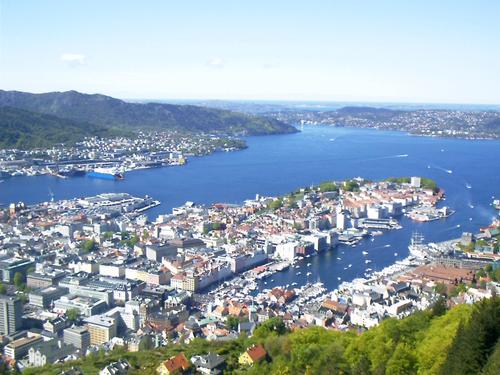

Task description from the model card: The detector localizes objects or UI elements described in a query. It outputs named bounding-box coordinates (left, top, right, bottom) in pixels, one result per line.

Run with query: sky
left=1, top=0, right=499, bottom=104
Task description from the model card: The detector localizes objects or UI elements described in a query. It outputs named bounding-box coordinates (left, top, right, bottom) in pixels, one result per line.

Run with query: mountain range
left=0, top=90, right=297, bottom=149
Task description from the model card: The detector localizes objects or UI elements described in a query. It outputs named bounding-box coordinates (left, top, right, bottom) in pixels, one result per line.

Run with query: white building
left=411, top=176, right=421, bottom=188
left=275, top=241, right=298, bottom=261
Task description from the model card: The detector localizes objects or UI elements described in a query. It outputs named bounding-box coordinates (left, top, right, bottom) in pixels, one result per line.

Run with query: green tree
left=415, top=304, right=473, bottom=374
left=434, top=282, right=447, bottom=296
left=253, top=317, right=287, bottom=340
left=0, top=283, right=6, bottom=295
left=440, top=296, right=500, bottom=374
left=450, top=283, right=468, bottom=297
left=138, top=335, right=154, bottom=351
left=81, top=239, right=97, bottom=253
left=386, top=343, right=417, bottom=375
left=431, top=297, right=448, bottom=317
left=13, top=272, right=24, bottom=288
left=318, top=181, right=338, bottom=192
left=226, top=316, right=240, bottom=331
left=268, top=199, right=283, bottom=211
left=102, top=231, right=113, bottom=240
left=212, top=222, right=223, bottom=231
left=343, top=180, right=360, bottom=192
left=66, top=308, right=80, bottom=322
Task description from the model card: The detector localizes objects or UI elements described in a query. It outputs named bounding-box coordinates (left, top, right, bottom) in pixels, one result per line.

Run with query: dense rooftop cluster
left=0, top=178, right=498, bottom=373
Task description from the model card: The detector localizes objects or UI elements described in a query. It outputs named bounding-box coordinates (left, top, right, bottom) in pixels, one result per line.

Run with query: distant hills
left=0, top=90, right=297, bottom=149
left=267, top=104, right=500, bottom=139
left=0, top=106, right=129, bottom=150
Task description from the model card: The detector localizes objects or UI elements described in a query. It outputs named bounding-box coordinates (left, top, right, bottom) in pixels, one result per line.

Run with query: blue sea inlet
left=1, top=126, right=498, bottom=290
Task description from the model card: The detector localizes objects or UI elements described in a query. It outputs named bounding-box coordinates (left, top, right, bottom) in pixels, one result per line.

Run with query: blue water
left=1, top=126, right=498, bottom=290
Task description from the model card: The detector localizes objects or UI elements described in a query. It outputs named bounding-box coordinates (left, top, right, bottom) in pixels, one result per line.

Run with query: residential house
left=238, top=344, right=267, bottom=366
left=157, top=352, right=190, bottom=374
left=190, top=352, right=226, bottom=374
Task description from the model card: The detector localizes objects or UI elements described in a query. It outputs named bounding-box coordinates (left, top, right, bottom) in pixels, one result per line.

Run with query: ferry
left=87, top=167, right=124, bottom=180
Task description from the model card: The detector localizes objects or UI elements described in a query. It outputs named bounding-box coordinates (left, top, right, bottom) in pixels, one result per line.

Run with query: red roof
left=246, top=344, right=267, bottom=362
left=162, top=353, right=190, bottom=373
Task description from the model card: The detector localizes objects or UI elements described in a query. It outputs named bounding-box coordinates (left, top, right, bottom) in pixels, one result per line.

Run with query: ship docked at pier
left=87, top=167, right=124, bottom=180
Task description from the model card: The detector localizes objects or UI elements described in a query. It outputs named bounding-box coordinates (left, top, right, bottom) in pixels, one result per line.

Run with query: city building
left=64, top=326, right=91, bottom=351
left=3, top=335, right=43, bottom=360
left=29, top=286, right=68, bottom=308
left=54, top=295, right=108, bottom=317
left=28, top=339, right=75, bottom=367
left=0, top=295, right=23, bottom=335
left=27, top=270, right=66, bottom=289
left=0, top=257, right=34, bottom=283
left=85, top=315, right=117, bottom=345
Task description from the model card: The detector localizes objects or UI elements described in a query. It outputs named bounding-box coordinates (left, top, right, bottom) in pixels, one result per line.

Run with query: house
left=157, top=352, right=190, bottom=374
left=100, top=359, right=130, bottom=375
left=59, top=367, right=85, bottom=375
left=191, top=352, right=226, bottom=374
left=238, top=321, right=256, bottom=336
left=238, top=344, right=267, bottom=366
left=28, top=339, right=75, bottom=368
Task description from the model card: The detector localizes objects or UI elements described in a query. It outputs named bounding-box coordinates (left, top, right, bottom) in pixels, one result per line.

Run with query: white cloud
left=60, top=53, right=86, bottom=66
left=206, top=57, right=224, bottom=69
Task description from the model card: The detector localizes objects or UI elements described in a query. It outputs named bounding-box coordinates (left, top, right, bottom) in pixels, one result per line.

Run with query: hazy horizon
left=2, top=1, right=500, bottom=105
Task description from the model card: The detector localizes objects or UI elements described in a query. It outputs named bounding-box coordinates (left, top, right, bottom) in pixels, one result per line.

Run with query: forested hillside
left=23, top=296, right=500, bottom=375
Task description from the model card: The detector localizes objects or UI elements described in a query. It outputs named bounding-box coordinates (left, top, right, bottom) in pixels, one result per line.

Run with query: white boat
left=394, top=252, right=398, bottom=256
left=365, top=260, right=371, bottom=264
left=307, top=263, right=312, bottom=266
left=362, top=251, right=368, bottom=256
left=336, top=257, right=342, bottom=260
left=348, top=264, right=352, bottom=268
left=466, top=183, right=472, bottom=189
left=296, top=272, right=301, bottom=276
left=88, top=167, right=124, bottom=180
